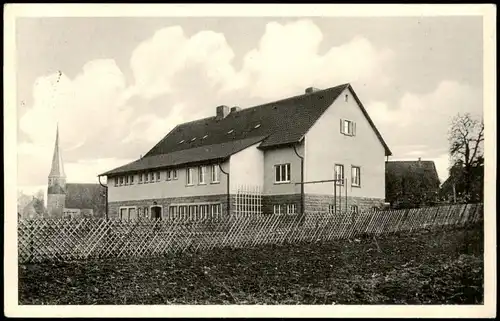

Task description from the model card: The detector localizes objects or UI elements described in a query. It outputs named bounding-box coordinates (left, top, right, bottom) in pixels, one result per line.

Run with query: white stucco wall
left=304, top=87, right=386, bottom=199
left=229, top=143, right=264, bottom=193
left=262, top=143, right=304, bottom=195
left=107, top=160, right=229, bottom=202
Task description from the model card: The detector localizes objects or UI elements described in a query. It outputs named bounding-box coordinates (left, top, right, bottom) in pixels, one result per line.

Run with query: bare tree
left=448, top=113, right=484, bottom=202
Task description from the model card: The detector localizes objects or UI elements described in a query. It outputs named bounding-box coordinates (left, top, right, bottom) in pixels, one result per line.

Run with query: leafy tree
left=17, top=190, right=32, bottom=215
left=447, top=113, right=484, bottom=203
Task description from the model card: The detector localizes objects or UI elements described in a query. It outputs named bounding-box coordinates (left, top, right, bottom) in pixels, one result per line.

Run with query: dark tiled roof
left=102, top=136, right=266, bottom=176
left=103, top=83, right=392, bottom=176
left=65, top=183, right=106, bottom=217
left=146, top=84, right=354, bottom=154
left=385, top=161, right=440, bottom=179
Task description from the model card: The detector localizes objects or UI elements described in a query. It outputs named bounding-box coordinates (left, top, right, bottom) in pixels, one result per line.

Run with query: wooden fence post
left=29, top=221, right=34, bottom=263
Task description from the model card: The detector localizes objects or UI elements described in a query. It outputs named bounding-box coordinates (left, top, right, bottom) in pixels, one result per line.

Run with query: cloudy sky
left=16, top=16, right=484, bottom=195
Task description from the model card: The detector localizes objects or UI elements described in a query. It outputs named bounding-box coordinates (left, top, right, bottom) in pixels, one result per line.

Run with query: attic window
left=227, top=129, right=234, bottom=134
left=191, top=137, right=197, bottom=142
left=202, top=134, right=208, bottom=139
left=344, top=94, right=349, bottom=102
left=254, top=124, right=261, bottom=129
left=178, top=140, right=185, bottom=144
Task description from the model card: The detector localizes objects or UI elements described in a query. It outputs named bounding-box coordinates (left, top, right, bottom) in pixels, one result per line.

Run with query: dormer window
left=191, top=137, right=196, bottom=142
left=178, top=140, right=185, bottom=144
left=202, top=134, right=208, bottom=139
left=254, top=124, right=261, bottom=129
left=227, top=129, right=234, bottom=134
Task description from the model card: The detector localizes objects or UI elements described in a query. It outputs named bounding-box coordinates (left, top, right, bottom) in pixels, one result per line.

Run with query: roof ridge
left=178, top=115, right=215, bottom=126
left=241, top=83, right=350, bottom=112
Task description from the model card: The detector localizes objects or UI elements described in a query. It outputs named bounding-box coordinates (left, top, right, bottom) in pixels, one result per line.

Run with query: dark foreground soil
left=19, top=224, right=483, bottom=305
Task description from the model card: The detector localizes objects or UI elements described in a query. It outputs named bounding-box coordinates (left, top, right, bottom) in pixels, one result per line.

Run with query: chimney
left=305, top=87, right=321, bottom=94
left=230, top=106, right=241, bottom=113
left=216, top=105, right=230, bottom=120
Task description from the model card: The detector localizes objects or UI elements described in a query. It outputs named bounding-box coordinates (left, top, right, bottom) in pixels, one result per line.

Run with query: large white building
left=101, top=84, right=392, bottom=220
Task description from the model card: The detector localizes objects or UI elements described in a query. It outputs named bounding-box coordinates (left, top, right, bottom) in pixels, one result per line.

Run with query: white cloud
left=122, top=104, right=186, bottom=144
left=221, top=20, right=395, bottom=100
left=18, top=59, right=137, bottom=186
left=366, top=80, right=482, bottom=181
left=20, top=19, right=475, bottom=189
left=129, top=26, right=237, bottom=100
left=19, top=59, right=133, bottom=152
left=64, top=158, right=135, bottom=183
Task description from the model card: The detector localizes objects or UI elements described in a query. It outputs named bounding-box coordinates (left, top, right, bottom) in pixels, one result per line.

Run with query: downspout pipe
left=293, top=144, right=305, bottom=216
left=98, top=175, right=108, bottom=220
left=218, top=162, right=230, bottom=219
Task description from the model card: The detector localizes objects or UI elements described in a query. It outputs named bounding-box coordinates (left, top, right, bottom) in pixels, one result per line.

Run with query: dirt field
left=18, top=223, right=483, bottom=305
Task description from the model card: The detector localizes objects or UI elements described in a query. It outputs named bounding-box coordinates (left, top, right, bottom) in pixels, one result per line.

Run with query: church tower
left=47, top=125, right=66, bottom=218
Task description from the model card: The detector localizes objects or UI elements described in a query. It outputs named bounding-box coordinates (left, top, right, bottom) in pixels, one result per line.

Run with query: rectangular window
left=125, top=176, right=129, bottom=185
left=166, top=170, right=172, bottom=181
left=187, top=168, right=194, bottom=185
left=128, top=208, right=137, bottom=220
left=169, top=206, right=178, bottom=220
left=130, top=175, right=134, bottom=184
left=156, top=172, right=161, bottom=182
left=189, top=205, right=198, bottom=220
left=138, top=173, right=143, bottom=184
left=119, top=176, right=124, bottom=186
left=274, top=163, right=291, bottom=183
left=114, top=177, right=118, bottom=187
left=173, top=169, right=178, bottom=180
left=287, top=204, right=297, bottom=215
left=211, top=204, right=221, bottom=219
left=145, top=172, right=149, bottom=183
left=329, top=204, right=335, bottom=214
left=211, top=164, right=220, bottom=183
left=351, top=166, right=361, bottom=187
left=179, top=205, right=188, bottom=220
left=273, top=205, right=282, bottom=215
left=200, top=205, right=210, bottom=219
left=119, top=207, right=136, bottom=220
left=340, top=119, right=356, bottom=136
left=150, top=172, right=155, bottom=182
left=199, top=166, right=206, bottom=184
left=334, top=164, right=344, bottom=185
left=120, top=208, right=128, bottom=220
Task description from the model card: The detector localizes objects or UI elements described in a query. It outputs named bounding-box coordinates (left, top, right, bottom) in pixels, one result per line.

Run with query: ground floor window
left=119, top=206, right=137, bottom=220
left=168, top=202, right=222, bottom=221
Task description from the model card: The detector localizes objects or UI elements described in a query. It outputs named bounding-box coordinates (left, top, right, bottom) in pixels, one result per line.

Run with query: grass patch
left=19, top=224, right=483, bottom=305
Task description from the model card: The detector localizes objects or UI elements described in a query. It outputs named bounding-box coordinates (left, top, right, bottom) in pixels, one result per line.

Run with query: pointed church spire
left=49, top=124, right=65, bottom=177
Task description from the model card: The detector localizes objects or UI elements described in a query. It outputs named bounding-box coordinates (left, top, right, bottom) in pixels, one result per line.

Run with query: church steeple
left=47, top=124, right=66, bottom=218
left=49, top=124, right=65, bottom=178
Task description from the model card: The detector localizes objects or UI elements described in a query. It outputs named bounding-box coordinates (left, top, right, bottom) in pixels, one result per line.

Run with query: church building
left=46, top=126, right=107, bottom=219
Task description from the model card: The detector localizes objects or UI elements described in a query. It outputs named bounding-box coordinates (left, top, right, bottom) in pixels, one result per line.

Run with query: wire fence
left=17, top=203, right=483, bottom=263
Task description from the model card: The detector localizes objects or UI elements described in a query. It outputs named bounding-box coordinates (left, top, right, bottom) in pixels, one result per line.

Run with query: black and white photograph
left=4, top=3, right=496, bottom=318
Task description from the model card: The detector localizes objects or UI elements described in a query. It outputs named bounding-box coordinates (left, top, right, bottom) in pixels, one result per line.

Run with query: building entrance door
left=151, top=206, right=162, bottom=220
